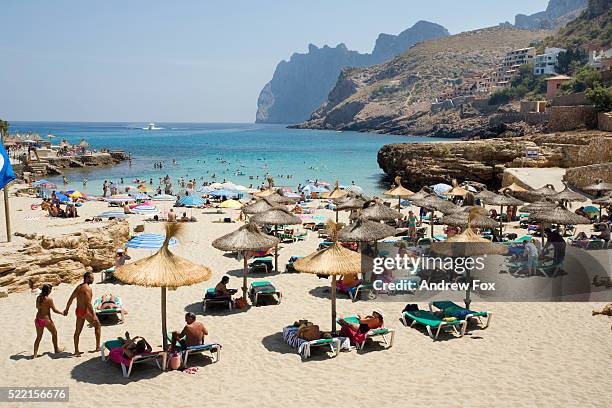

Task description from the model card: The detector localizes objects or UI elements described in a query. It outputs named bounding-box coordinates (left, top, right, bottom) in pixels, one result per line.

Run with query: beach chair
left=249, top=256, right=273, bottom=273
left=338, top=316, right=395, bottom=350
left=285, top=256, right=303, bottom=272
left=100, top=339, right=167, bottom=378
left=249, top=281, right=282, bottom=306
left=102, top=266, right=115, bottom=282
left=166, top=334, right=222, bottom=368
left=429, top=301, right=492, bottom=329
left=202, top=288, right=233, bottom=312
left=278, top=232, right=296, bottom=243
left=282, top=326, right=346, bottom=359
left=93, top=295, right=125, bottom=323
left=401, top=309, right=467, bottom=341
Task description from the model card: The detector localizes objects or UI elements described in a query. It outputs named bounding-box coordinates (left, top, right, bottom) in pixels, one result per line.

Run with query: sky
left=1, top=0, right=549, bottom=123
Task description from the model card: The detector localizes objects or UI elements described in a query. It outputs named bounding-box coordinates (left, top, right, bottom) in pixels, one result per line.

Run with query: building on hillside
left=534, top=47, right=566, bottom=76
left=588, top=48, right=612, bottom=71
left=494, top=47, right=536, bottom=88
left=546, top=75, right=571, bottom=100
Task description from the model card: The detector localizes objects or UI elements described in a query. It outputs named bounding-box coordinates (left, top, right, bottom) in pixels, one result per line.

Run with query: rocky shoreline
left=16, top=151, right=129, bottom=178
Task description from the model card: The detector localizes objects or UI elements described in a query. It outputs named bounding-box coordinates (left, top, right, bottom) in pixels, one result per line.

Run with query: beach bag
left=234, top=297, right=248, bottom=309
left=297, top=323, right=320, bottom=341
left=168, top=352, right=182, bottom=370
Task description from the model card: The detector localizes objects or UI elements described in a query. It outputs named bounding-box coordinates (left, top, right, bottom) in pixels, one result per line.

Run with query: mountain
left=545, top=0, right=612, bottom=49
left=255, top=21, right=449, bottom=124
left=512, top=0, right=588, bottom=29
left=293, top=27, right=550, bottom=133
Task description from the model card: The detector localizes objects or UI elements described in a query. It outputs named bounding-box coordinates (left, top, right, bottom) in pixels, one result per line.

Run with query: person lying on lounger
left=169, top=312, right=208, bottom=352
left=338, top=310, right=384, bottom=341
left=118, top=332, right=152, bottom=359
left=98, top=294, right=128, bottom=314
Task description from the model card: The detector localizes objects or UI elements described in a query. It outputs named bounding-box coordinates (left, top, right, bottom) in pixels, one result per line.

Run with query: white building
left=588, top=48, right=612, bottom=70
left=534, top=47, right=566, bottom=76
left=495, top=47, right=536, bottom=87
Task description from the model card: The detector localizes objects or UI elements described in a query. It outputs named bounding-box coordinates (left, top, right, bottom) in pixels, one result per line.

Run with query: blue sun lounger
left=429, top=301, right=492, bottom=329
left=401, top=309, right=467, bottom=340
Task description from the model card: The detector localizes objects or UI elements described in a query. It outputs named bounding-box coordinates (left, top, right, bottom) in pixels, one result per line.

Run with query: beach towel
left=282, top=326, right=349, bottom=358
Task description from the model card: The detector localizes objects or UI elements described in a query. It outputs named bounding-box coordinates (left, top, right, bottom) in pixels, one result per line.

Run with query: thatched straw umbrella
left=519, top=199, right=557, bottom=214
left=251, top=207, right=302, bottom=272
left=528, top=205, right=591, bottom=243
left=480, top=193, right=523, bottom=236
left=266, top=191, right=298, bottom=205
left=114, top=223, right=212, bottom=350
left=475, top=189, right=496, bottom=201
left=554, top=183, right=586, bottom=206
left=583, top=179, right=612, bottom=198
left=384, top=176, right=415, bottom=220
left=432, top=209, right=508, bottom=308
left=360, top=201, right=402, bottom=222
left=528, top=184, right=557, bottom=201
left=408, top=188, right=431, bottom=202
left=439, top=212, right=499, bottom=230
left=294, top=221, right=371, bottom=332
left=336, top=196, right=366, bottom=211
left=77, top=139, right=89, bottom=148
left=592, top=194, right=612, bottom=219
left=339, top=216, right=396, bottom=244
left=411, top=195, right=456, bottom=238
left=446, top=180, right=468, bottom=198
left=212, top=223, right=280, bottom=300
left=242, top=198, right=274, bottom=215
left=498, top=183, right=527, bottom=194
left=321, top=181, right=348, bottom=221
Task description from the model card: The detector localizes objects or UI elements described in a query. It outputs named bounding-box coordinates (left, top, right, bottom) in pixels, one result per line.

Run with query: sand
left=0, top=191, right=611, bottom=408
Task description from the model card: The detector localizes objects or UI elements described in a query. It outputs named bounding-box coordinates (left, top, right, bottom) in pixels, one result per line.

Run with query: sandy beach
left=0, top=190, right=610, bottom=408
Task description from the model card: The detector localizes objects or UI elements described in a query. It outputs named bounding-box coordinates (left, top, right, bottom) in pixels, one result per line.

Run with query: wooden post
left=1, top=132, right=11, bottom=242
left=242, top=254, right=248, bottom=301
left=430, top=209, right=434, bottom=238
left=499, top=205, right=504, bottom=238
left=331, top=275, right=337, bottom=334
left=463, top=267, right=472, bottom=309
left=274, top=225, right=278, bottom=272
left=161, top=287, right=168, bottom=351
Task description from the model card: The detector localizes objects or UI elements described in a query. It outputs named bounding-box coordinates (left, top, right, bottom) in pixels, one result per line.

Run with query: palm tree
left=0, top=119, right=9, bottom=141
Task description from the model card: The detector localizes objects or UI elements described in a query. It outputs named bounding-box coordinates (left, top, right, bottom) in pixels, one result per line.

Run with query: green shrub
left=586, top=86, right=612, bottom=112
left=488, top=88, right=515, bottom=105
left=561, top=65, right=602, bottom=93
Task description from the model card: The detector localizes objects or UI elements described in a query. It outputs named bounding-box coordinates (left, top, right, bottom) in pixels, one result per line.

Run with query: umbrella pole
left=430, top=209, right=434, bottom=238
left=161, top=287, right=168, bottom=351
left=464, top=266, right=472, bottom=309
left=274, top=225, right=278, bottom=273
left=331, top=275, right=337, bottom=334
left=335, top=209, right=338, bottom=223
left=242, top=253, right=248, bottom=301
left=499, top=205, right=504, bottom=238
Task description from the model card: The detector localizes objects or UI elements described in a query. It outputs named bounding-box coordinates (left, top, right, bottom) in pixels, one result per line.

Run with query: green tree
left=488, top=88, right=515, bottom=105
left=0, top=119, right=9, bottom=141
left=585, top=85, right=612, bottom=112
left=561, top=65, right=602, bottom=93
left=555, top=48, right=588, bottom=75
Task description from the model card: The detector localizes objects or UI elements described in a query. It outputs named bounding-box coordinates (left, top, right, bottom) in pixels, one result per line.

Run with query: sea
left=9, top=122, right=447, bottom=196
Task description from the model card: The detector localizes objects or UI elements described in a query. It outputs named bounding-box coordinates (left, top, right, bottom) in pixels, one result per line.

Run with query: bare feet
left=33, top=354, right=39, bottom=359
left=54, top=347, right=65, bottom=353
left=73, top=351, right=83, bottom=357
left=89, top=347, right=101, bottom=353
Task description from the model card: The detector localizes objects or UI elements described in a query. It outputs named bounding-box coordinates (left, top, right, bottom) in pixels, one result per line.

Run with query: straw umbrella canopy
left=554, top=184, right=587, bottom=205
left=592, top=194, right=612, bottom=219
left=583, top=179, right=612, bottom=201
left=266, top=191, right=298, bottom=205
left=338, top=216, right=396, bottom=243
left=411, top=194, right=456, bottom=237
left=440, top=212, right=499, bottom=230
left=408, top=188, right=431, bottom=202
left=212, top=223, right=280, bottom=300
left=242, top=198, right=274, bottom=215
left=77, top=139, right=89, bottom=148
left=250, top=207, right=302, bottom=272
left=498, top=183, right=527, bottom=194
left=384, top=176, right=415, bottom=219
left=432, top=209, right=508, bottom=308
left=114, top=223, right=212, bottom=350
left=519, top=199, right=557, bottom=214
left=322, top=181, right=349, bottom=221
left=528, top=205, right=591, bottom=243
left=480, top=192, right=523, bottom=236
left=360, top=201, right=402, bottom=222
left=294, top=222, right=371, bottom=333
left=528, top=184, right=557, bottom=201
left=445, top=180, right=468, bottom=198
left=475, top=189, right=496, bottom=202
left=336, top=196, right=366, bottom=211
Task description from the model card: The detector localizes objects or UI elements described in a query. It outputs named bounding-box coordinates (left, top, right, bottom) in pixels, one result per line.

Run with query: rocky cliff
left=294, top=27, right=550, bottom=133
left=377, top=130, right=612, bottom=189
left=512, top=0, right=587, bottom=29
left=0, top=220, right=129, bottom=295
left=256, top=21, right=449, bottom=124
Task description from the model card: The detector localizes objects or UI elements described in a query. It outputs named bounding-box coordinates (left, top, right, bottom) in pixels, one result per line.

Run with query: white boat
left=143, top=123, right=162, bottom=130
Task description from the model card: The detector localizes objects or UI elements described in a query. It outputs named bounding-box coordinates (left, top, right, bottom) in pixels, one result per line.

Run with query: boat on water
left=143, top=123, right=163, bottom=130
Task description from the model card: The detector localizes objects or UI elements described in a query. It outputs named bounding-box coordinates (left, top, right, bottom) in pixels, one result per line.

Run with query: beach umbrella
left=430, top=183, right=452, bottom=196
left=474, top=189, right=496, bottom=201
left=583, top=180, right=612, bottom=194
left=126, top=233, right=178, bottom=249
left=411, top=195, right=456, bottom=237
left=67, top=191, right=85, bottom=199
left=131, top=192, right=151, bottom=200
left=338, top=216, right=396, bottom=243
left=220, top=199, right=243, bottom=209
left=498, top=183, right=527, bottom=194
left=384, top=176, right=415, bottom=220
left=137, top=184, right=153, bottom=193
left=55, top=192, right=70, bottom=203
left=432, top=208, right=508, bottom=308
left=250, top=207, right=302, bottom=272
left=582, top=206, right=599, bottom=216
left=445, top=180, right=468, bottom=197
left=198, top=185, right=215, bottom=194
left=221, top=182, right=238, bottom=190
left=131, top=204, right=158, bottom=215
left=294, top=221, right=370, bottom=333
left=528, top=205, right=591, bottom=241
left=480, top=193, right=523, bottom=237
left=266, top=191, right=298, bottom=205
left=32, top=179, right=56, bottom=188
left=301, top=184, right=328, bottom=194
left=592, top=194, right=612, bottom=218
left=407, top=188, right=432, bottom=202
left=344, top=184, right=363, bottom=194
left=360, top=201, right=402, bottom=222
left=440, top=210, right=499, bottom=230
left=519, top=199, right=557, bottom=214
left=322, top=181, right=349, bottom=221
left=529, top=184, right=557, bottom=201
left=209, top=182, right=224, bottom=189
left=554, top=184, right=586, bottom=205
left=336, top=196, right=366, bottom=211
left=178, top=195, right=205, bottom=207
left=242, top=198, right=274, bottom=215
left=96, top=211, right=129, bottom=219
left=233, top=185, right=249, bottom=192
left=152, top=194, right=176, bottom=202
left=77, top=139, right=89, bottom=148
left=114, top=223, right=212, bottom=350
left=209, top=189, right=240, bottom=198
left=212, top=222, right=280, bottom=300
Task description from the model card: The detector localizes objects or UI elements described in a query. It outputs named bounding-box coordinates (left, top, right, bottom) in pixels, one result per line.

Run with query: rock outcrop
left=256, top=21, right=449, bottom=124
left=512, top=0, right=587, bottom=29
left=0, top=220, right=129, bottom=294
left=377, top=130, right=612, bottom=189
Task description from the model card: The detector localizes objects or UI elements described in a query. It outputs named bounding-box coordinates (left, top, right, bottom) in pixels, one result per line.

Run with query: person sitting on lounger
left=169, top=312, right=208, bottom=352
left=338, top=310, right=384, bottom=343
left=336, top=274, right=360, bottom=296
left=214, top=276, right=237, bottom=297
left=180, top=212, right=189, bottom=222
left=167, top=208, right=176, bottom=222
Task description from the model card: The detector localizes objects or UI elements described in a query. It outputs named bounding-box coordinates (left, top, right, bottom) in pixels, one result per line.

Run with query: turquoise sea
left=10, top=122, right=446, bottom=196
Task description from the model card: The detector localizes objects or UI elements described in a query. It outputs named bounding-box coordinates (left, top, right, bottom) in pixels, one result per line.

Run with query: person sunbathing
left=98, top=294, right=128, bottom=314
left=338, top=310, right=384, bottom=343
left=214, top=276, right=237, bottom=297
left=116, top=332, right=151, bottom=359
left=169, top=312, right=208, bottom=352
left=337, top=274, right=361, bottom=296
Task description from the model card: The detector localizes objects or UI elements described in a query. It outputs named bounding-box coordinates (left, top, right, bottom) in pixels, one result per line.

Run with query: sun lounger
left=285, top=256, right=303, bottom=272
left=102, top=267, right=115, bottom=282
left=202, top=288, right=233, bottom=312
left=249, top=281, right=282, bottom=306
left=93, top=296, right=125, bottom=323
left=339, top=316, right=395, bottom=350
left=401, top=309, right=467, bottom=340
left=100, top=339, right=166, bottom=378
left=165, top=334, right=222, bottom=368
left=249, top=256, right=274, bottom=273
left=282, top=326, right=348, bottom=359
left=429, top=301, right=492, bottom=329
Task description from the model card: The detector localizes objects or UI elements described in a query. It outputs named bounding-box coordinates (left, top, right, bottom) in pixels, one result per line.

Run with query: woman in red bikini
left=33, top=284, right=64, bottom=358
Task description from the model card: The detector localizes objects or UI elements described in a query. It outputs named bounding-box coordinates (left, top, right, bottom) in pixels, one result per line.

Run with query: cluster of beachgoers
left=2, top=172, right=610, bottom=406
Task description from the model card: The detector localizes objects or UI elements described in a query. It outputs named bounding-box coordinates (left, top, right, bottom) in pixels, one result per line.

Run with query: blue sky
left=1, top=0, right=549, bottom=123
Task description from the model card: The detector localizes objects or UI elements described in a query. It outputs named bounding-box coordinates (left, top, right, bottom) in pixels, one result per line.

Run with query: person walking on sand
left=63, top=272, right=101, bottom=356
left=33, top=284, right=64, bottom=358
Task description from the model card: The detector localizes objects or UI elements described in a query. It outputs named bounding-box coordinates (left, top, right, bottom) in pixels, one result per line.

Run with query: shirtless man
left=63, top=272, right=101, bottom=356
left=167, top=209, right=176, bottom=222
left=169, top=312, right=208, bottom=352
